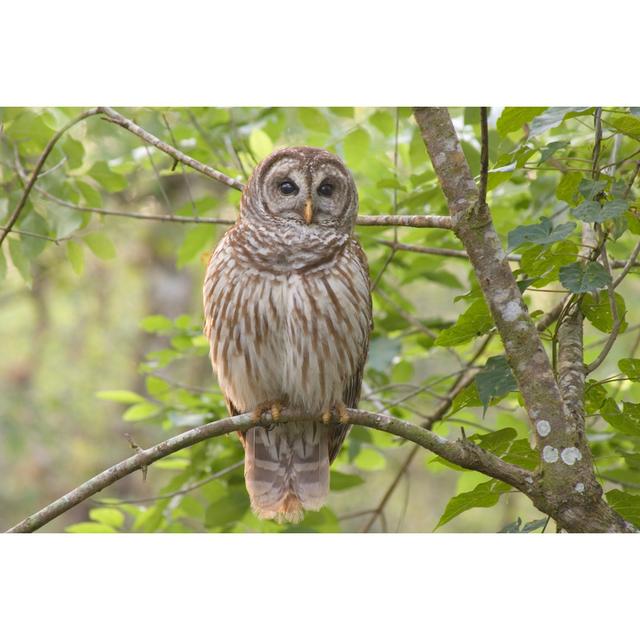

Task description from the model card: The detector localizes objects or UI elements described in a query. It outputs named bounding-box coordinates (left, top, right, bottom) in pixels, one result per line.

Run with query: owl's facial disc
left=249, top=148, right=358, bottom=232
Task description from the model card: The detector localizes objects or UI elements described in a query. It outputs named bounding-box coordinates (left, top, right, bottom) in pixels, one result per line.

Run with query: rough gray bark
left=413, top=107, right=633, bottom=533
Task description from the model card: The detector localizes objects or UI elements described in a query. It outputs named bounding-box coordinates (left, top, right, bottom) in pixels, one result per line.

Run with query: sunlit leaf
left=84, top=232, right=116, bottom=260
left=496, top=107, right=546, bottom=136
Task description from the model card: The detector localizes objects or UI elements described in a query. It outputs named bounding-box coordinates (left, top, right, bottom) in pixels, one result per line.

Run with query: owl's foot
left=321, top=401, right=350, bottom=425
left=251, top=400, right=284, bottom=424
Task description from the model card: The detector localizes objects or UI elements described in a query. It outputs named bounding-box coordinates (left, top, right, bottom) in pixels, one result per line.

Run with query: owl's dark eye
left=279, top=180, right=298, bottom=195
left=318, top=182, right=334, bottom=197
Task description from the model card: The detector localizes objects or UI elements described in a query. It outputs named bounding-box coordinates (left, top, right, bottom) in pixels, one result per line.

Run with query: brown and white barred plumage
left=203, top=147, right=372, bottom=523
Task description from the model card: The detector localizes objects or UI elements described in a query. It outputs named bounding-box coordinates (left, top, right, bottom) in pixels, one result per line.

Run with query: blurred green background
left=2, top=106, right=640, bottom=532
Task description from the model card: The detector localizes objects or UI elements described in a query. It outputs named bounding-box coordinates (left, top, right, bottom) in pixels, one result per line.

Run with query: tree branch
left=96, top=107, right=245, bottom=191
left=413, top=107, right=632, bottom=533
left=6, top=408, right=534, bottom=533
left=479, top=106, right=489, bottom=206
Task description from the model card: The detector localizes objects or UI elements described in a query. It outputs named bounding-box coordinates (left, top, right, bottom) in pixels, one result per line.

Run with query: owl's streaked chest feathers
left=203, top=221, right=371, bottom=413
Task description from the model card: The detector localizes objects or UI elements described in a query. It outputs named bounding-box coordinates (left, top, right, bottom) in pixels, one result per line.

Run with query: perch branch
left=7, top=408, right=534, bottom=534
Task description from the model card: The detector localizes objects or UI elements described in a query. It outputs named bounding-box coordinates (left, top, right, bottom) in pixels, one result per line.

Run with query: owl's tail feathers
left=244, top=423, right=330, bottom=524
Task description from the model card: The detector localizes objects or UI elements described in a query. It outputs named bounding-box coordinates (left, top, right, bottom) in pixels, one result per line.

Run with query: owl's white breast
left=204, top=239, right=371, bottom=415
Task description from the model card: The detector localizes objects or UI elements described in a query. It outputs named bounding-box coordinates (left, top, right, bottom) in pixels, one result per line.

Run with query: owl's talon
left=336, top=402, right=350, bottom=425
left=321, top=402, right=350, bottom=425
left=251, top=400, right=285, bottom=424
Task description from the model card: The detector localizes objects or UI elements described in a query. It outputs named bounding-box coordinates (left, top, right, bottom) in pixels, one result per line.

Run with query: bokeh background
left=2, top=106, right=639, bottom=532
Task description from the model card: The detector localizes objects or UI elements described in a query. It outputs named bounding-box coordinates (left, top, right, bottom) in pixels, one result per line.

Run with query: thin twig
left=479, top=106, right=489, bottom=205
left=361, top=445, right=419, bottom=533
left=586, top=247, right=623, bottom=374
left=0, top=108, right=100, bottom=247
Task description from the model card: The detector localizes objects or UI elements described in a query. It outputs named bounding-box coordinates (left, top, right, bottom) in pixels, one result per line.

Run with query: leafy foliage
left=2, top=105, right=640, bottom=533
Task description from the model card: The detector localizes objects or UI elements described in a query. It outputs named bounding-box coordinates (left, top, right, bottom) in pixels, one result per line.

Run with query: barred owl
left=203, top=146, right=372, bottom=523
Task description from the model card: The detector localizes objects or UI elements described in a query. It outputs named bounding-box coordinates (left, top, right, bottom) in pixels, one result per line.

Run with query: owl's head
left=240, top=146, right=359, bottom=234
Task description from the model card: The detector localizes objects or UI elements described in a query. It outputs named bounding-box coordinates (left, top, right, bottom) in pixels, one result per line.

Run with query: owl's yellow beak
left=304, top=198, right=313, bottom=224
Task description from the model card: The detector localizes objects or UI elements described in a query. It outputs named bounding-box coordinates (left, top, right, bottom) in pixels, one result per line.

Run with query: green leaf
left=329, top=107, right=354, bottom=118
left=538, top=141, right=569, bottom=164
left=520, top=240, right=577, bottom=283
left=66, top=240, right=84, bottom=275
left=585, top=379, right=607, bottom=414
left=603, top=199, right=630, bottom=218
left=88, top=160, right=127, bottom=192
left=140, top=314, right=174, bottom=333
left=448, top=384, right=482, bottom=415
left=330, top=470, right=365, bottom=491
left=502, top=439, right=538, bottom=470
left=75, top=179, right=103, bottom=207
left=89, top=507, right=124, bottom=529
left=205, top=491, right=250, bottom=528
left=472, top=427, right=517, bottom=456
left=463, top=107, right=481, bottom=125
left=579, top=178, right=608, bottom=200
left=619, top=358, right=640, bottom=379
left=66, top=522, right=117, bottom=533
left=580, top=292, right=627, bottom=333
left=436, top=480, right=510, bottom=529
left=475, top=356, right=518, bottom=411
left=556, top=171, right=582, bottom=205
left=521, top=518, right=548, bottom=533
left=248, top=128, right=273, bottom=160
left=606, top=489, right=640, bottom=527
left=344, top=128, right=371, bottom=168
left=122, top=402, right=161, bottom=421
left=4, top=111, right=56, bottom=149
left=146, top=376, right=171, bottom=396
left=507, top=217, right=575, bottom=250
left=435, top=299, right=493, bottom=347
left=13, top=215, right=48, bottom=262
left=528, top=107, right=590, bottom=138
left=610, top=115, right=640, bottom=139
left=8, top=238, right=31, bottom=285
left=96, top=389, right=146, bottom=404
left=84, top=232, right=116, bottom=260
left=62, top=136, right=85, bottom=170
left=496, top=107, right=546, bottom=136
left=601, top=399, right=640, bottom=436
left=369, top=110, right=395, bottom=136
left=176, top=224, right=215, bottom=268
left=572, top=199, right=629, bottom=223
left=559, top=261, right=611, bottom=293
left=571, top=201, right=604, bottom=222
left=353, top=447, right=386, bottom=471
left=499, top=518, right=523, bottom=533
left=298, top=107, right=329, bottom=134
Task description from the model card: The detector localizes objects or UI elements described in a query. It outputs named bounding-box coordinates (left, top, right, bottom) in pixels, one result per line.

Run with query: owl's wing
left=327, top=351, right=367, bottom=462
left=223, top=395, right=250, bottom=446
left=328, top=240, right=373, bottom=463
